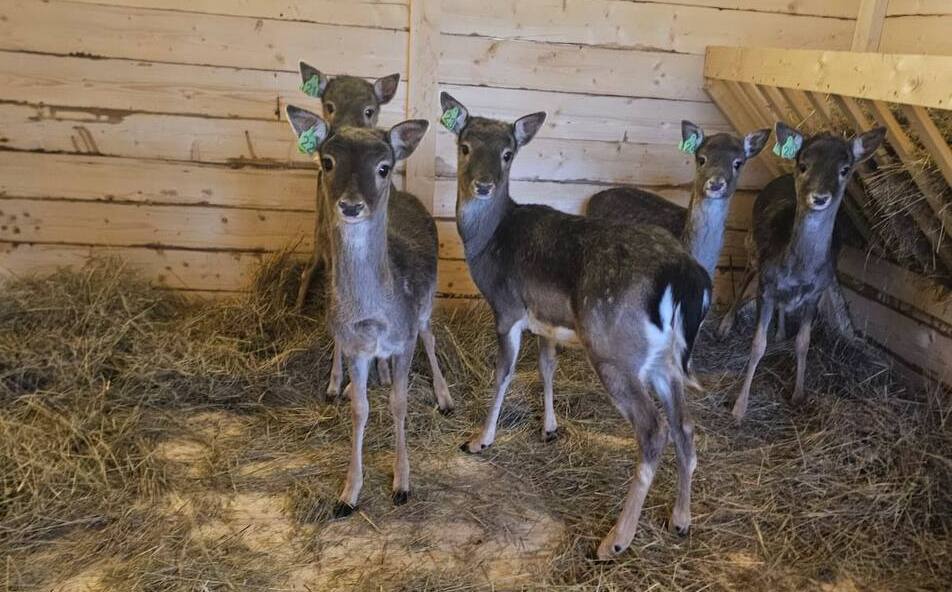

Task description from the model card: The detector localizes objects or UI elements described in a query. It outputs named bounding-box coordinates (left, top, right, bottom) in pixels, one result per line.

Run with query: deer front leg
left=717, top=268, right=756, bottom=340
left=335, top=355, right=371, bottom=517
left=461, top=321, right=523, bottom=454
left=326, top=340, right=344, bottom=400
left=538, top=336, right=559, bottom=441
left=389, top=341, right=415, bottom=505
left=295, top=256, right=319, bottom=312
left=790, top=303, right=817, bottom=405
left=733, top=298, right=774, bottom=422
left=376, top=357, right=391, bottom=386
left=421, top=321, right=454, bottom=414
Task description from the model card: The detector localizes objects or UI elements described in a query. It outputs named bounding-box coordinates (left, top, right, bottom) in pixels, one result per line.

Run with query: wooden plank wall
left=1, top=0, right=856, bottom=304
left=881, top=0, right=952, bottom=55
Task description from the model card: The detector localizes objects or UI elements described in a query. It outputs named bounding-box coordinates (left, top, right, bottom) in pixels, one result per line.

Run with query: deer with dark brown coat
left=726, top=122, right=886, bottom=421
left=441, top=92, right=711, bottom=560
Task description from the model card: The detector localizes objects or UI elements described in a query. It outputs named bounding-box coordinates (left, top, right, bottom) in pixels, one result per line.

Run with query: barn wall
left=0, top=0, right=857, bottom=303
left=881, top=0, right=952, bottom=54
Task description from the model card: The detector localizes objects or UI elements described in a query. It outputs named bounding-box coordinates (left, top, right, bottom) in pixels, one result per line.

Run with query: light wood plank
left=881, top=13, right=952, bottom=55
left=434, top=132, right=772, bottom=188
left=440, top=84, right=731, bottom=144
left=0, top=152, right=316, bottom=211
left=0, top=198, right=313, bottom=252
left=886, top=0, right=952, bottom=16
left=0, top=0, right=407, bottom=76
left=649, top=0, right=860, bottom=18
left=441, top=0, right=853, bottom=55
left=0, top=50, right=408, bottom=121
left=704, top=46, right=952, bottom=110
left=902, top=104, right=952, bottom=190
left=405, top=0, right=440, bottom=209
left=851, top=0, right=887, bottom=51
left=65, top=0, right=410, bottom=29
left=0, top=241, right=264, bottom=291
left=440, top=35, right=707, bottom=102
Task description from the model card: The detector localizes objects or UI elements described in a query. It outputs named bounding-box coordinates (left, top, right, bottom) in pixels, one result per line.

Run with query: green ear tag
left=678, top=133, right=701, bottom=155
left=773, top=135, right=802, bottom=160
left=300, top=75, right=323, bottom=98
left=297, top=126, right=319, bottom=154
left=441, top=106, right=461, bottom=131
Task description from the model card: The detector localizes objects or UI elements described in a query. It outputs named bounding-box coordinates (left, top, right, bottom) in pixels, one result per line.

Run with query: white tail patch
left=638, top=285, right=689, bottom=395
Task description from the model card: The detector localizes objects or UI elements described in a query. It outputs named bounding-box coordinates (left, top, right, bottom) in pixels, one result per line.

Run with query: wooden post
left=405, top=0, right=440, bottom=211
left=852, top=0, right=887, bottom=52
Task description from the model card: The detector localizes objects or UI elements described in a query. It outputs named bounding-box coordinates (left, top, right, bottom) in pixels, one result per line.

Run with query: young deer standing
left=286, top=105, right=448, bottom=514
left=441, top=93, right=711, bottom=559
left=728, top=122, right=885, bottom=421
left=587, top=121, right=770, bottom=279
left=292, top=62, right=408, bottom=399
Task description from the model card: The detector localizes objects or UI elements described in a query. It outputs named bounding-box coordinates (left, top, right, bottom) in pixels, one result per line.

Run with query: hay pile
left=1, top=258, right=950, bottom=591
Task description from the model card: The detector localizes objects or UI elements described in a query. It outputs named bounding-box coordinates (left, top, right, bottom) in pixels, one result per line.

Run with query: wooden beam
left=704, top=46, right=952, bottom=110
left=852, top=0, right=888, bottom=52
left=706, top=79, right=782, bottom=177
left=405, top=0, right=440, bottom=210
left=778, top=87, right=816, bottom=130
left=903, top=104, right=952, bottom=190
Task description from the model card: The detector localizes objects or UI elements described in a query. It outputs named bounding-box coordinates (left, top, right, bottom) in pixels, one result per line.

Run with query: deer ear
left=285, top=105, right=329, bottom=155
left=299, top=61, right=329, bottom=98
left=680, top=120, right=704, bottom=154
left=439, top=92, right=469, bottom=135
left=374, top=73, right=400, bottom=104
left=851, top=126, right=886, bottom=163
left=389, top=119, right=430, bottom=161
left=514, top=112, right=546, bottom=148
left=773, top=121, right=804, bottom=160
left=744, top=128, right=772, bottom=158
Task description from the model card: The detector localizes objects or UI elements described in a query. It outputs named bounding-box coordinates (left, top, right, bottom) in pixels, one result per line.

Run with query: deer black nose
left=474, top=181, right=495, bottom=196
left=706, top=178, right=726, bottom=193
left=338, top=201, right=364, bottom=218
left=809, top=193, right=831, bottom=208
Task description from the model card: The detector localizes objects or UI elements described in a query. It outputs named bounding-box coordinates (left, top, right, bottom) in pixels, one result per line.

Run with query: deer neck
left=786, top=206, right=836, bottom=272
left=329, top=195, right=393, bottom=321
left=456, top=179, right=515, bottom=260
left=682, top=189, right=731, bottom=278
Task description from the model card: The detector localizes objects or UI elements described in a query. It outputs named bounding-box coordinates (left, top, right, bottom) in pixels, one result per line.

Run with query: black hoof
left=674, top=524, right=690, bottom=537
left=392, top=490, right=411, bottom=506
left=332, top=501, right=356, bottom=519
left=459, top=441, right=489, bottom=454
left=438, top=405, right=454, bottom=417
left=543, top=429, right=559, bottom=443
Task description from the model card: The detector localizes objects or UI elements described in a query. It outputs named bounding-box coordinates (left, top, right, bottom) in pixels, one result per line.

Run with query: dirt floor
left=1, top=258, right=949, bottom=591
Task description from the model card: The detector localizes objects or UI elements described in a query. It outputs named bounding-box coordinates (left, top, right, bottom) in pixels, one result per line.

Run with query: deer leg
left=326, top=339, right=344, bottom=400
left=389, top=341, right=415, bottom=505
left=295, top=256, right=319, bottom=312
left=733, top=298, right=774, bottom=422
left=775, top=309, right=787, bottom=341
left=335, top=355, right=371, bottom=517
left=652, top=372, right=696, bottom=536
left=595, top=362, right=667, bottom=560
left=461, top=321, right=523, bottom=454
left=538, top=336, right=559, bottom=441
left=717, top=268, right=757, bottom=340
left=376, top=357, right=392, bottom=386
left=420, top=321, right=454, bottom=414
left=791, top=303, right=817, bottom=405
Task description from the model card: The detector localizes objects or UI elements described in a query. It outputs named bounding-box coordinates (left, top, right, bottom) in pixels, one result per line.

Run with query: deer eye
left=798, top=163, right=807, bottom=174
left=697, top=155, right=707, bottom=166
left=324, top=103, right=336, bottom=115
left=502, top=149, right=513, bottom=163
left=733, top=159, right=743, bottom=170
left=460, top=144, right=470, bottom=156
left=364, top=107, right=375, bottom=118
left=321, top=157, right=334, bottom=172
left=839, top=165, right=850, bottom=177
left=377, top=163, right=391, bottom=178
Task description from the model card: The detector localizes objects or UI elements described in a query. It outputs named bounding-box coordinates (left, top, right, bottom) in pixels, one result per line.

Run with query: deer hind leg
left=790, top=302, right=817, bottom=405
left=376, top=357, right=392, bottom=386
left=595, top=362, right=667, bottom=560
left=538, top=336, right=559, bottom=441
left=326, top=339, right=345, bottom=400
left=733, top=297, right=774, bottom=422
left=717, top=268, right=757, bottom=340
left=461, top=321, right=523, bottom=454
left=420, top=320, right=454, bottom=414
left=651, top=371, right=696, bottom=536
left=295, top=256, right=319, bottom=312
left=335, top=355, right=371, bottom=517
left=389, top=340, right=416, bottom=505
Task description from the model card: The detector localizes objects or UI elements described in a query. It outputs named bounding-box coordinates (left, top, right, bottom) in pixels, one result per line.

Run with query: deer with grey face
left=441, top=92, right=711, bottom=560
left=587, top=121, right=770, bottom=279
left=286, top=106, right=452, bottom=514
left=294, top=62, right=403, bottom=397
left=728, top=122, right=885, bottom=421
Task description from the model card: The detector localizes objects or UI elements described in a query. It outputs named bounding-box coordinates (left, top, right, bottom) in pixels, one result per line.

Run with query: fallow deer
left=286, top=105, right=450, bottom=513
left=441, top=93, right=711, bottom=559
left=728, top=122, right=886, bottom=421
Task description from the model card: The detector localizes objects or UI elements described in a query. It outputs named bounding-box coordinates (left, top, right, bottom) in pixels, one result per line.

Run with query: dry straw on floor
left=1, top=255, right=949, bottom=591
